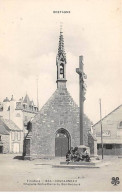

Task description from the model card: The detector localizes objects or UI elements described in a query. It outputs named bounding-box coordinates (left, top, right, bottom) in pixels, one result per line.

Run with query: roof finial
left=57, top=23, right=66, bottom=63
left=60, top=22, right=63, bottom=33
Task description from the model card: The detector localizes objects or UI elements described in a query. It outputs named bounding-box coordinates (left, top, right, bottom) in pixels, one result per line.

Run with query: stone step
left=52, top=164, right=99, bottom=168
left=53, top=161, right=110, bottom=169
left=60, top=161, right=95, bottom=166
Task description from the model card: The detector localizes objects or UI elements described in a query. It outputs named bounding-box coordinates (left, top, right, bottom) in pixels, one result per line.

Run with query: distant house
left=92, top=105, right=122, bottom=155
left=0, top=93, right=39, bottom=154
left=0, top=117, right=23, bottom=153
left=0, top=94, right=38, bottom=131
left=0, top=123, right=9, bottom=153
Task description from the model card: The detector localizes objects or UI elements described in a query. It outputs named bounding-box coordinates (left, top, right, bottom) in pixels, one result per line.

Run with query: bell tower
left=56, top=25, right=67, bottom=89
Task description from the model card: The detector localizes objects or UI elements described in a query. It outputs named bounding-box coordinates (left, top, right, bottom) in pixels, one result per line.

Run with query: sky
left=0, top=0, right=122, bottom=123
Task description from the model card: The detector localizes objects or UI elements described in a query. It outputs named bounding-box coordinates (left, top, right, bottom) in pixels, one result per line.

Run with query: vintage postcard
left=0, top=0, right=122, bottom=192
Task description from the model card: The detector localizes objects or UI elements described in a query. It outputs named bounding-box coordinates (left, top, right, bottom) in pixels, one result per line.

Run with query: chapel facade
left=23, top=29, right=92, bottom=159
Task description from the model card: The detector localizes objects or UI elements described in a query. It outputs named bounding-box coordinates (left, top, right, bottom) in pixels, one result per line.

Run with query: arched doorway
left=55, top=128, right=71, bottom=157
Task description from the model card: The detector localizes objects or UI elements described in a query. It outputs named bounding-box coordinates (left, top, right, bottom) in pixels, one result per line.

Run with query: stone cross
left=76, top=56, right=87, bottom=145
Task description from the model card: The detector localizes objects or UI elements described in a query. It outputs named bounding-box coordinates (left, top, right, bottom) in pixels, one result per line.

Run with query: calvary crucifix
left=76, top=56, right=87, bottom=145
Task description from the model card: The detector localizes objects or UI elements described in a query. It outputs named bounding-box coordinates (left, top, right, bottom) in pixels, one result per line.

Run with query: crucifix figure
left=76, top=56, right=87, bottom=145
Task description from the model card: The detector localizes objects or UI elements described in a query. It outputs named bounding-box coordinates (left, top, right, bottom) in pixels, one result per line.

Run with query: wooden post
left=99, top=99, right=104, bottom=159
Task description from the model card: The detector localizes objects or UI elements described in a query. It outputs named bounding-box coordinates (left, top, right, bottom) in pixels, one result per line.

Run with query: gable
left=92, top=105, right=122, bottom=142
left=32, top=88, right=79, bottom=123
left=32, top=88, right=91, bottom=129
left=25, top=87, right=92, bottom=157
left=93, top=105, right=122, bottom=128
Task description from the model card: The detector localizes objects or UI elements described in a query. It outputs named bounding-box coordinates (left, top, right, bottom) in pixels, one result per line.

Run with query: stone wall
left=1, top=134, right=10, bottom=153
left=24, top=88, right=92, bottom=159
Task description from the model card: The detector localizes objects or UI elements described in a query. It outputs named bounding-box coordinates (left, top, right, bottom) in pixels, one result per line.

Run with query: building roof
left=0, top=124, right=9, bottom=135
left=3, top=97, right=10, bottom=102
left=1, top=118, right=21, bottom=131
left=93, top=104, right=122, bottom=127
left=10, top=95, right=15, bottom=101
left=23, top=94, right=30, bottom=104
left=15, top=94, right=38, bottom=112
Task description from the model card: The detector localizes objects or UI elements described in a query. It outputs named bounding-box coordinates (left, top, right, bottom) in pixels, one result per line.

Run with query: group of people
left=66, top=147, right=91, bottom=163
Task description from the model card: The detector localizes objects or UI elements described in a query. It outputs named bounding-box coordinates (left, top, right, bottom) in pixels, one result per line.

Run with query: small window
left=119, top=121, right=122, bottom=127
left=17, top=132, right=21, bottom=141
left=16, top=102, right=21, bottom=109
left=97, top=144, right=100, bottom=149
left=0, top=106, right=3, bottom=111
left=60, top=68, right=64, bottom=74
left=7, top=106, right=10, bottom=111
left=97, top=144, right=102, bottom=149
left=11, top=132, right=15, bottom=141
left=106, top=144, right=113, bottom=149
left=118, top=121, right=122, bottom=129
left=23, top=104, right=27, bottom=109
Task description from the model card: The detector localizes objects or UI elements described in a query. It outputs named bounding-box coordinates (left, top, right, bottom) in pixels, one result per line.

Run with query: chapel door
left=55, top=133, right=69, bottom=157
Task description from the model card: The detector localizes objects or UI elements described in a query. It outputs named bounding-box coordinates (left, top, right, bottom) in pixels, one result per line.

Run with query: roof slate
left=0, top=124, right=9, bottom=135
left=23, top=94, right=30, bottom=104
left=93, top=104, right=122, bottom=127
left=1, top=118, right=21, bottom=131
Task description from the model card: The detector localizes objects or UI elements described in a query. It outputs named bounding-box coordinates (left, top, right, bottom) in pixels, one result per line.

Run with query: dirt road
left=0, top=154, right=122, bottom=191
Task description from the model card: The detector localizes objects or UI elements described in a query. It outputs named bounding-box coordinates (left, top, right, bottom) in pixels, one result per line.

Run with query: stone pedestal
left=77, top=145, right=90, bottom=155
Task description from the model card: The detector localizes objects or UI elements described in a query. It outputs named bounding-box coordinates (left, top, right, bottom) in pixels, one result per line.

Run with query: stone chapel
left=23, top=29, right=93, bottom=160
